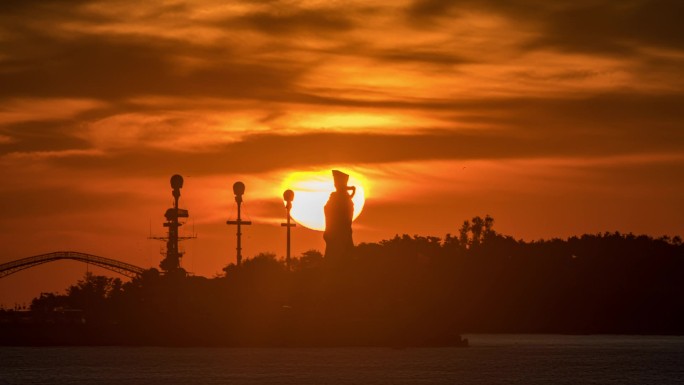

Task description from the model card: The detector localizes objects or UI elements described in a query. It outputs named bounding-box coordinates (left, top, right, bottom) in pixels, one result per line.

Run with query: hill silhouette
left=2, top=216, right=683, bottom=346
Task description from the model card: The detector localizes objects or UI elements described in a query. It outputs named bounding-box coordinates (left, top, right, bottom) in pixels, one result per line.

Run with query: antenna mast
left=227, top=181, right=251, bottom=266
left=281, top=190, right=296, bottom=271
left=149, top=174, right=196, bottom=274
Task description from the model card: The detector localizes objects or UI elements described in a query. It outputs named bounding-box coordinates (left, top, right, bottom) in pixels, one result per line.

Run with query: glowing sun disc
left=282, top=170, right=366, bottom=231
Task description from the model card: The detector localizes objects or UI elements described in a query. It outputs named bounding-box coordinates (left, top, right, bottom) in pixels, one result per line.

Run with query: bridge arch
left=0, top=251, right=146, bottom=279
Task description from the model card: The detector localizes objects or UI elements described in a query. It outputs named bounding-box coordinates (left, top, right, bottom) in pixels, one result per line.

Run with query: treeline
left=4, top=216, right=684, bottom=345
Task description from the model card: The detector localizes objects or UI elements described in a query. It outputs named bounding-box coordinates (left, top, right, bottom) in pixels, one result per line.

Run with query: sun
left=281, top=170, right=366, bottom=231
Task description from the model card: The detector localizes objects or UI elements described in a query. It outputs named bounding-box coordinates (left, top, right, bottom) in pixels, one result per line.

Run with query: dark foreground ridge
left=2, top=217, right=683, bottom=346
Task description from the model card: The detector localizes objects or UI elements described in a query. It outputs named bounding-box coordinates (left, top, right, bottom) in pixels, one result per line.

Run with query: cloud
left=533, top=0, right=684, bottom=54
left=0, top=34, right=307, bottom=101
left=406, top=0, right=684, bottom=55
left=27, top=122, right=679, bottom=179
left=0, top=121, right=90, bottom=155
left=231, top=8, right=357, bottom=35
left=0, top=98, right=107, bottom=124
left=2, top=90, right=683, bottom=180
left=0, top=2, right=681, bottom=210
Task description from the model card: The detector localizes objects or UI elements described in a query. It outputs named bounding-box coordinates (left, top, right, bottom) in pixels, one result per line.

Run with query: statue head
left=332, top=170, right=350, bottom=191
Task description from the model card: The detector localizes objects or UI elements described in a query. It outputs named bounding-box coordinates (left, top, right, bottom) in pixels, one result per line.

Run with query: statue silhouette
left=324, top=170, right=356, bottom=259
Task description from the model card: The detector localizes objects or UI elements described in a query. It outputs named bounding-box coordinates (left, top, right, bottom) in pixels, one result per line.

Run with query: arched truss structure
left=0, top=251, right=146, bottom=279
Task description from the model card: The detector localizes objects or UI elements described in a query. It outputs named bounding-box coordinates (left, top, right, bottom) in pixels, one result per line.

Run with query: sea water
left=1, top=335, right=683, bottom=385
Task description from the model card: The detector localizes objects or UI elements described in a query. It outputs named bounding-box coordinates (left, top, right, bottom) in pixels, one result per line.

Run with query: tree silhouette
left=5, top=216, right=684, bottom=346
left=458, top=220, right=470, bottom=248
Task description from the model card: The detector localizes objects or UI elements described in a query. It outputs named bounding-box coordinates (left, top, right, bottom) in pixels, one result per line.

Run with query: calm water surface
left=1, top=335, right=683, bottom=384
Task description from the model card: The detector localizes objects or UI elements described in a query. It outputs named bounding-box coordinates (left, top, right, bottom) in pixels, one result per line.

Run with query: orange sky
left=1, top=0, right=683, bottom=306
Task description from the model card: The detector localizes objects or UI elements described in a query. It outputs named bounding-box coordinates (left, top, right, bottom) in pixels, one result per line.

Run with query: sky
left=1, top=0, right=683, bottom=306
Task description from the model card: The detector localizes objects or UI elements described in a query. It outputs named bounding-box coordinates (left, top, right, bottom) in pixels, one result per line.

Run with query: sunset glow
left=1, top=0, right=683, bottom=307
left=281, top=170, right=366, bottom=231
